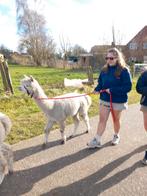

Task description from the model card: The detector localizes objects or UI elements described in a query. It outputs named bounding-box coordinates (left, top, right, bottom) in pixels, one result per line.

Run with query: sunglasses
left=105, top=57, right=116, bottom=60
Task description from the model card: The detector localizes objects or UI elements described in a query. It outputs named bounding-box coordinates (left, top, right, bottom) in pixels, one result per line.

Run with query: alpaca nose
left=18, top=86, right=23, bottom=91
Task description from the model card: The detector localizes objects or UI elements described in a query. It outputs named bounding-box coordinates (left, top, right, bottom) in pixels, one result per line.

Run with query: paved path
left=1, top=103, right=147, bottom=196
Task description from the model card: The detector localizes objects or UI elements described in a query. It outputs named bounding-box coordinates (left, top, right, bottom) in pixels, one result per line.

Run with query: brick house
left=90, top=45, right=126, bottom=67
left=90, top=26, right=147, bottom=66
left=10, top=52, right=34, bottom=65
left=124, top=26, right=147, bottom=63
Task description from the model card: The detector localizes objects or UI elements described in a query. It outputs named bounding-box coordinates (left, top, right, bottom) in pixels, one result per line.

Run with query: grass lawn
left=0, top=64, right=141, bottom=144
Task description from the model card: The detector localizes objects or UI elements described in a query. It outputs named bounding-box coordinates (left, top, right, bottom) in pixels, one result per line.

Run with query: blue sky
left=0, top=0, right=147, bottom=52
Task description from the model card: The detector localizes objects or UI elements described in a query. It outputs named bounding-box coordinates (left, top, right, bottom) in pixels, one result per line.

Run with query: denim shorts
left=100, top=99, right=128, bottom=111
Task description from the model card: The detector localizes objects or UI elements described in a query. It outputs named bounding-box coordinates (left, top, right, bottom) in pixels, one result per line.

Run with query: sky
left=0, top=0, right=147, bottom=52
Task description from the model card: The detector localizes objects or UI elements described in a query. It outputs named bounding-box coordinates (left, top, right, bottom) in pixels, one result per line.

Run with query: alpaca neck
left=33, top=84, right=54, bottom=112
left=34, top=86, right=47, bottom=99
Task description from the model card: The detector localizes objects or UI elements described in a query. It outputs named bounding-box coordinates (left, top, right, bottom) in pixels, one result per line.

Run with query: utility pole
left=111, top=25, right=116, bottom=47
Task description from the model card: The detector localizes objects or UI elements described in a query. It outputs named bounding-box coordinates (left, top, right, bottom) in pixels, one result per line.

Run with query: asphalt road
left=0, top=103, right=147, bottom=196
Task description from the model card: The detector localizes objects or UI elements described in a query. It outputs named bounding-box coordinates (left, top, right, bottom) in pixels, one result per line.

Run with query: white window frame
left=143, top=42, right=147, bottom=49
left=129, top=57, right=136, bottom=62
left=129, top=43, right=138, bottom=50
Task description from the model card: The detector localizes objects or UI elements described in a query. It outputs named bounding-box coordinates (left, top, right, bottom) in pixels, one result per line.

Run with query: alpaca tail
left=0, top=113, right=12, bottom=141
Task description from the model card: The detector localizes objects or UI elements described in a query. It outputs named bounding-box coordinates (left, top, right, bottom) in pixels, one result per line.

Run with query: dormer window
left=129, top=43, right=138, bottom=50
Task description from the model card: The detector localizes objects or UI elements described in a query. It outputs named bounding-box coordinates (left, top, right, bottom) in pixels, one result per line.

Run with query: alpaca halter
left=23, top=86, right=34, bottom=98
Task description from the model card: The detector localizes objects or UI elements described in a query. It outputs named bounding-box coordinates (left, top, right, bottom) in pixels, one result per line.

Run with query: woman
left=87, top=47, right=132, bottom=148
left=136, top=69, right=147, bottom=165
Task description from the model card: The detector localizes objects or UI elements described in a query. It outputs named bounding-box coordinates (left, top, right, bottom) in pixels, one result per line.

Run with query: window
left=129, top=43, right=138, bottom=50
left=143, top=43, right=147, bottom=49
left=129, top=57, right=136, bottom=62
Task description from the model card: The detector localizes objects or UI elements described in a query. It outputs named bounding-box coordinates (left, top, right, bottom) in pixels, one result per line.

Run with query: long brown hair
left=102, top=48, right=128, bottom=77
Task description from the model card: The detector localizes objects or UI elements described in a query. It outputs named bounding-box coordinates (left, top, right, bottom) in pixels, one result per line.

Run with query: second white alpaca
left=0, top=112, right=13, bottom=185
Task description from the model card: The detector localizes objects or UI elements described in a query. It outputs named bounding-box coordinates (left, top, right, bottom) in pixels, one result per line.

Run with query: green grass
left=0, top=64, right=141, bottom=144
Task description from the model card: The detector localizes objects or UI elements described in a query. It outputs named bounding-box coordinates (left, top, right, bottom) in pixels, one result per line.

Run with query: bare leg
left=111, top=110, right=123, bottom=145
left=87, top=105, right=110, bottom=148
left=96, top=105, right=110, bottom=136
left=142, top=112, right=147, bottom=165
left=113, top=110, right=122, bottom=134
left=143, top=112, right=147, bottom=131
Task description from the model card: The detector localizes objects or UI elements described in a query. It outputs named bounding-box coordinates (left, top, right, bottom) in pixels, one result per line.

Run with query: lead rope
left=99, top=90, right=115, bottom=122
left=34, top=90, right=115, bottom=122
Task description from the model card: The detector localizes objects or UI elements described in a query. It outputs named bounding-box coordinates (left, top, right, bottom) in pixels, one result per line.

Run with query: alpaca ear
left=29, top=75, right=34, bottom=82
left=24, top=75, right=30, bottom=79
left=24, top=74, right=28, bottom=78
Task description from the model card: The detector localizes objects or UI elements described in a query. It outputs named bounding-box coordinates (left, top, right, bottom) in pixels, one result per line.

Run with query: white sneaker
left=142, top=158, right=147, bottom=165
left=111, top=134, right=120, bottom=145
left=87, top=137, right=101, bottom=149
left=142, top=151, right=147, bottom=165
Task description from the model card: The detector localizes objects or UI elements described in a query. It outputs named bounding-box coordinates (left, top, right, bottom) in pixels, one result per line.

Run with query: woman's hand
left=92, top=90, right=99, bottom=94
left=105, top=89, right=110, bottom=94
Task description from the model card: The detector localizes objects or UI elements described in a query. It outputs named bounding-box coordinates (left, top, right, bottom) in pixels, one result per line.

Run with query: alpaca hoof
left=42, top=143, right=47, bottom=149
left=9, top=170, right=13, bottom=175
left=85, top=130, right=89, bottom=134
left=61, top=140, right=66, bottom=144
left=69, top=135, right=74, bottom=139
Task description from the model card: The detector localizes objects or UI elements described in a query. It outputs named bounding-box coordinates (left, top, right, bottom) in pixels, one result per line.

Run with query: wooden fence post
left=0, top=54, right=14, bottom=94
left=87, top=65, right=94, bottom=85
left=3, top=60, right=14, bottom=94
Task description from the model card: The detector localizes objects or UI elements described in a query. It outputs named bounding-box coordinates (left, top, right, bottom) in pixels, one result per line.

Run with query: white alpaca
left=19, top=75, right=92, bottom=146
left=0, top=112, right=13, bottom=185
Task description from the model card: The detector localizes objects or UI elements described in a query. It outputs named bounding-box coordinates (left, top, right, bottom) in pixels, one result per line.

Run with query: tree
left=16, top=0, right=56, bottom=66
left=0, top=45, right=12, bottom=59
left=71, top=44, right=87, bottom=56
left=59, top=35, right=72, bottom=68
left=59, top=35, right=72, bottom=60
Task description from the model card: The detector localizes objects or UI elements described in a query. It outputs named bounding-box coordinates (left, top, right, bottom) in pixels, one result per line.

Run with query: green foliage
left=0, top=64, right=140, bottom=144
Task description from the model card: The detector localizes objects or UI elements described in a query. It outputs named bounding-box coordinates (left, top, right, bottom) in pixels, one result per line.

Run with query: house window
left=143, top=43, right=147, bottom=49
left=129, top=57, right=136, bottom=62
left=129, top=43, right=138, bottom=50
left=143, top=56, right=147, bottom=63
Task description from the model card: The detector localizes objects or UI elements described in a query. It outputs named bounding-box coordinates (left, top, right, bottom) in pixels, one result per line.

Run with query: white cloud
left=0, top=0, right=147, bottom=52
left=0, top=0, right=18, bottom=51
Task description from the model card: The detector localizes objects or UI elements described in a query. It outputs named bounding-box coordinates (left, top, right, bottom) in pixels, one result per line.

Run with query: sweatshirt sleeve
left=94, top=72, right=102, bottom=92
left=136, top=71, right=147, bottom=96
left=110, top=68, right=132, bottom=95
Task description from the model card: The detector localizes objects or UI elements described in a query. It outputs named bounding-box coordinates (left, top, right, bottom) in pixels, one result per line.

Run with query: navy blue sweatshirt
left=94, top=65, right=132, bottom=103
left=136, top=70, right=147, bottom=106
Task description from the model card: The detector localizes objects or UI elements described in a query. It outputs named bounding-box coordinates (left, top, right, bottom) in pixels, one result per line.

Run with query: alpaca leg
left=0, top=152, right=7, bottom=185
left=59, top=121, right=66, bottom=144
left=43, top=120, right=54, bottom=146
left=1, top=143, right=13, bottom=174
left=6, top=148, right=13, bottom=174
left=70, top=114, right=80, bottom=138
left=82, top=110, right=90, bottom=133
left=8, top=155, right=13, bottom=174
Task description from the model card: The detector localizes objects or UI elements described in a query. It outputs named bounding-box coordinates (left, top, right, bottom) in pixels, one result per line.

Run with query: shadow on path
left=43, top=145, right=146, bottom=196
left=14, top=131, right=90, bottom=162
left=14, top=139, right=61, bottom=162
left=0, top=142, right=110, bottom=196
